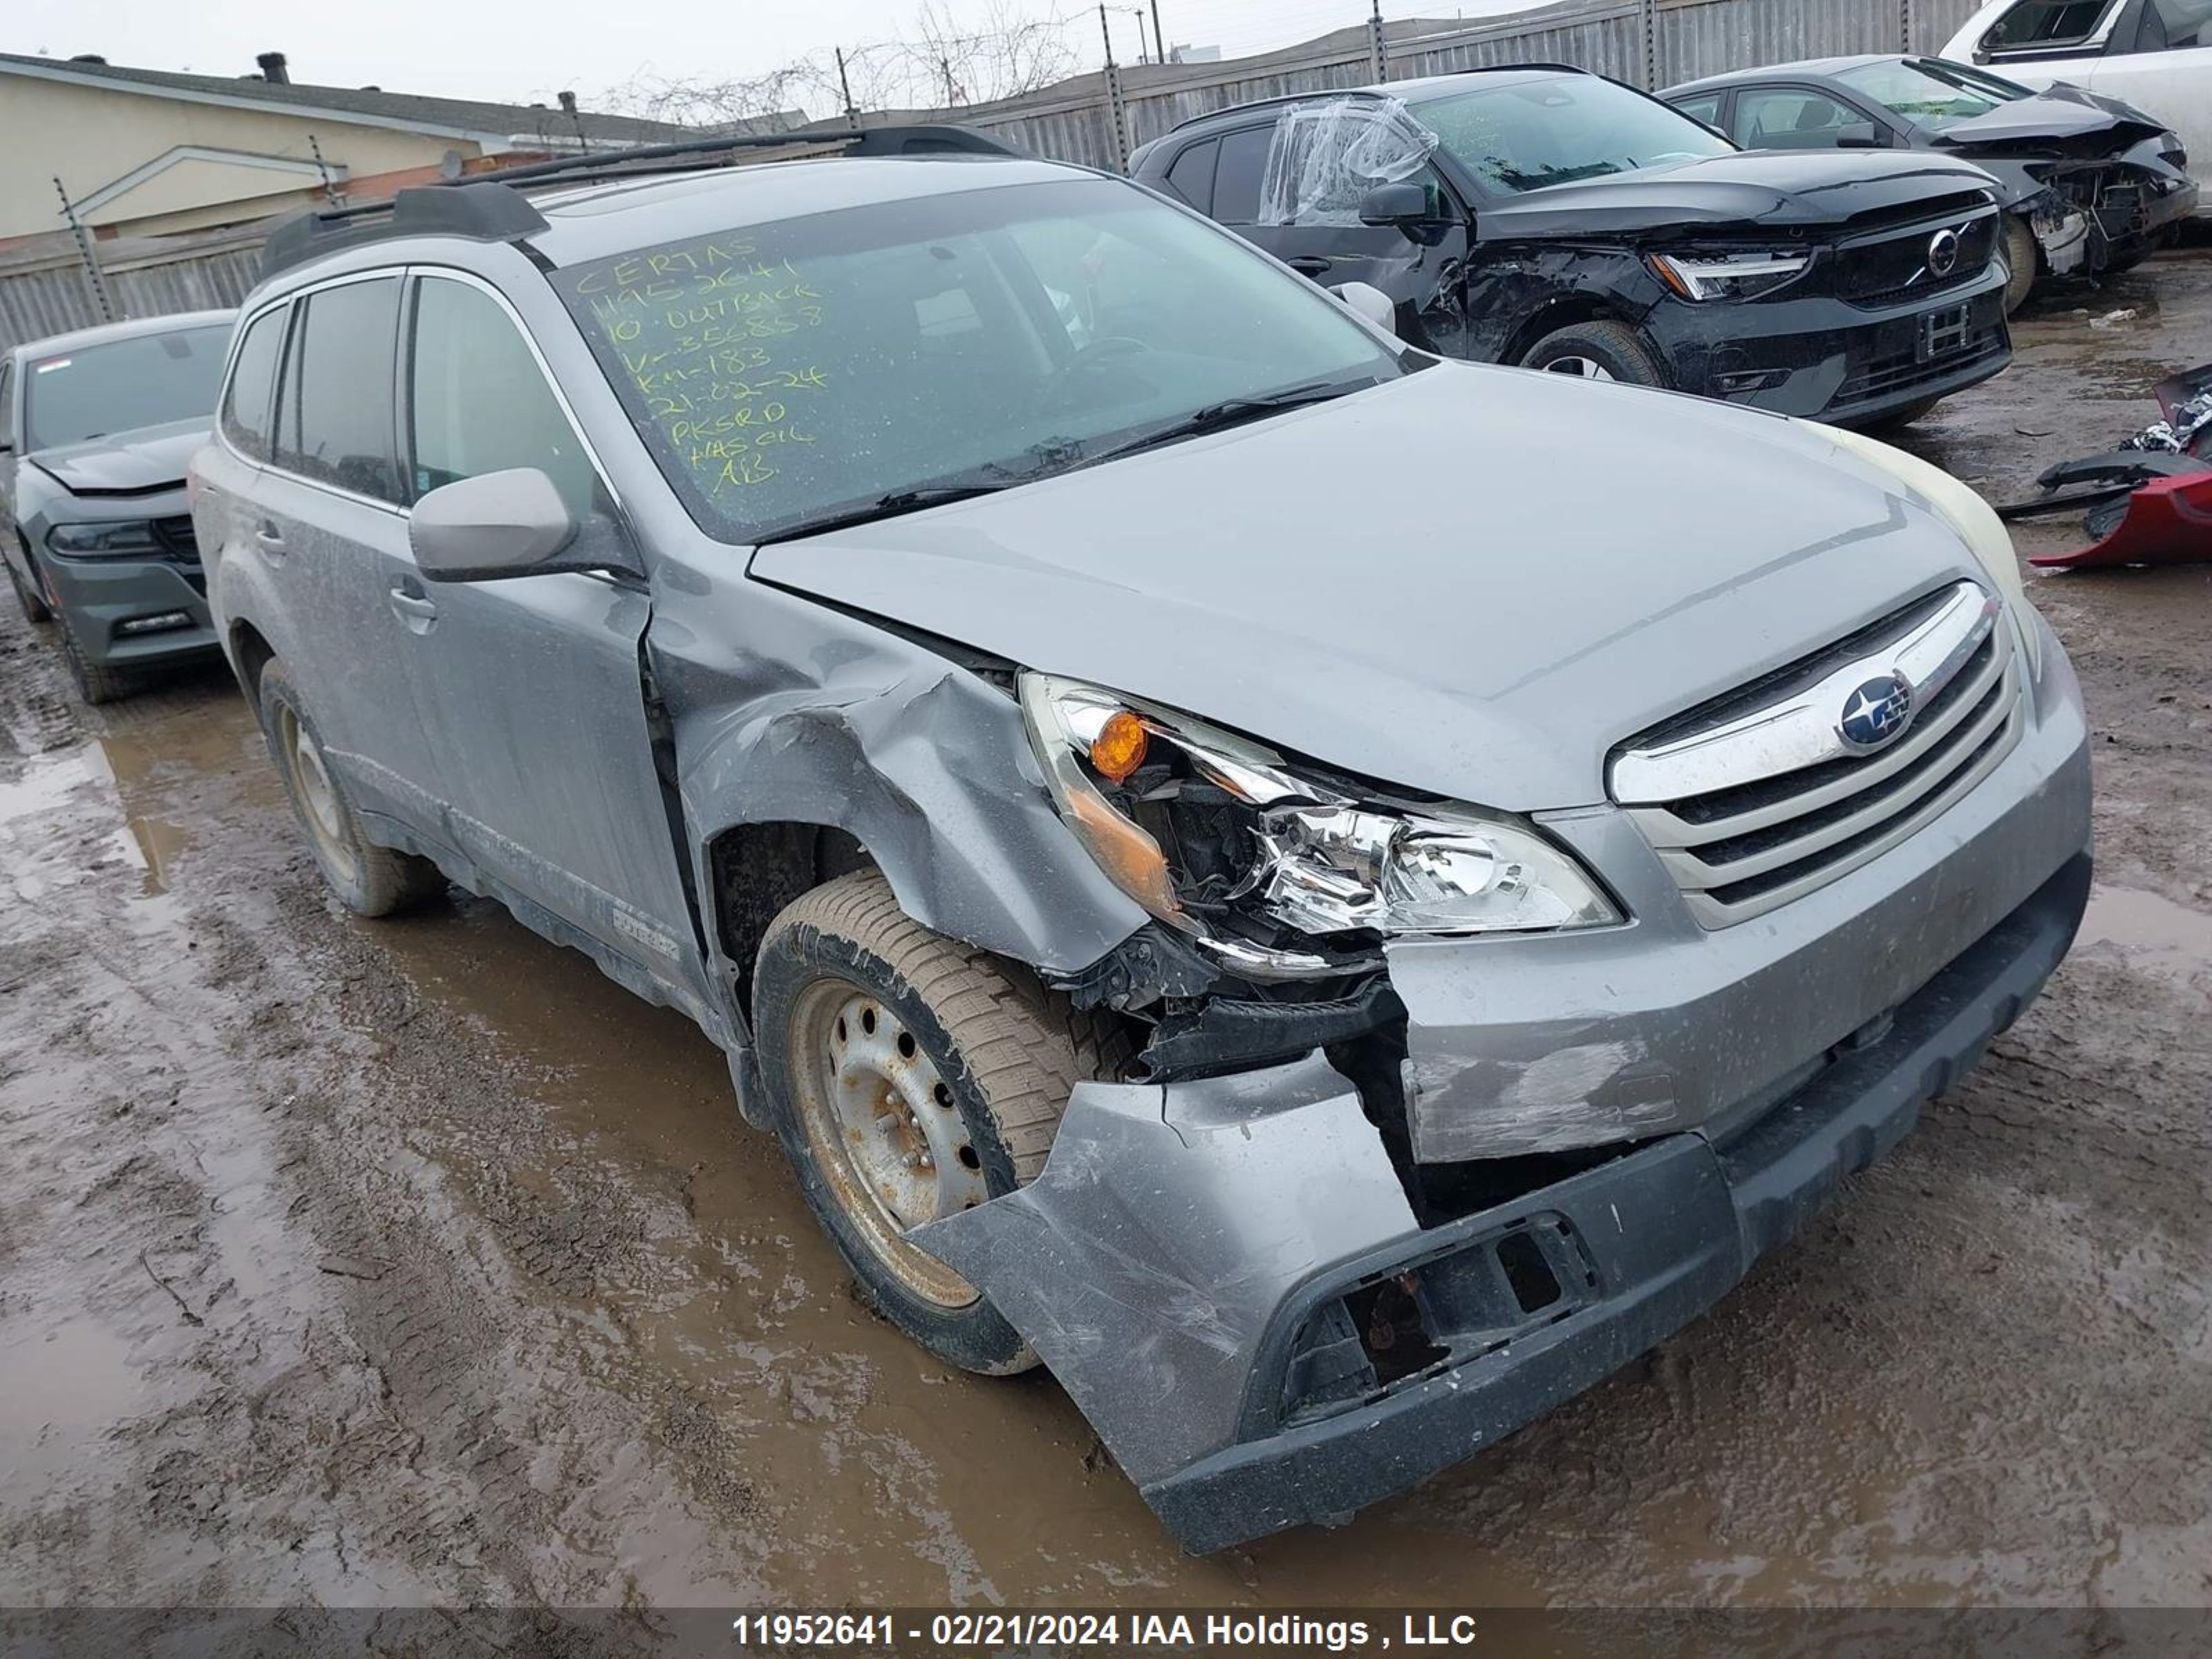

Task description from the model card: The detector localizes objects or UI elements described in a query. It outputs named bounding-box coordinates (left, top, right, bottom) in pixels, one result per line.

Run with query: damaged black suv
left=1132, top=64, right=2016, bottom=427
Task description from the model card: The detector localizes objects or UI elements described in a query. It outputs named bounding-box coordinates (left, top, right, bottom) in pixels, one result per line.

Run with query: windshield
left=552, top=176, right=1403, bottom=543
left=1406, top=74, right=1735, bottom=197
left=1833, top=58, right=2030, bottom=130
left=23, top=324, right=232, bottom=452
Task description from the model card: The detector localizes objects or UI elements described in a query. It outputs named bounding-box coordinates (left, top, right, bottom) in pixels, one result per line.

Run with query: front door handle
left=1286, top=256, right=1334, bottom=276
left=254, top=521, right=288, bottom=559
left=388, top=585, right=438, bottom=630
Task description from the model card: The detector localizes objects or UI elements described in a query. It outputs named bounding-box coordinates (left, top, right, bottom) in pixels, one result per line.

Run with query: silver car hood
left=749, top=366, right=1986, bottom=811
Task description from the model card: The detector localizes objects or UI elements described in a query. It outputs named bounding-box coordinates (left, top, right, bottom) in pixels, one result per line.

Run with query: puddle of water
left=0, top=1317, right=138, bottom=1485
left=2077, top=886, right=2212, bottom=989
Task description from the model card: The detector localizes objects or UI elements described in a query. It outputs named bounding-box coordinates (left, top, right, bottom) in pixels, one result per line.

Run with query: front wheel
left=2000, top=215, right=2039, bottom=316
left=1519, top=319, right=1669, bottom=387
left=752, top=872, right=1129, bottom=1375
left=57, top=606, right=140, bottom=705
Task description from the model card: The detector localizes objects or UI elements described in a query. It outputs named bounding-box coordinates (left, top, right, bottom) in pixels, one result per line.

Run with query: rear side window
left=1212, top=126, right=1274, bottom=223
left=273, top=277, right=402, bottom=503
left=221, top=306, right=286, bottom=462
left=1162, top=138, right=1219, bottom=210
left=0, top=361, right=13, bottom=449
left=1985, top=0, right=2119, bottom=49
left=406, top=276, right=597, bottom=516
left=1673, top=93, right=1723, bottom=129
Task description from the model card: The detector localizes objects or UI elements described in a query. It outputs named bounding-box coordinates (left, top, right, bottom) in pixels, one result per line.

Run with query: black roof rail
left=1161, top=62, right=1595, bottom=135
left=259, top=122, right=1028, bottom=280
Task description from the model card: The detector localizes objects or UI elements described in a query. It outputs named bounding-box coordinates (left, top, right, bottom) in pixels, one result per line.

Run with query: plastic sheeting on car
left=1257, top=97, right=1440, bottom=228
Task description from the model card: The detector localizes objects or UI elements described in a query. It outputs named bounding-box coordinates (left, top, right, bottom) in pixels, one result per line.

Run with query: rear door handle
left=388, top=585, right=438, bottom=629
left=254, top=521, right=288, bottom=558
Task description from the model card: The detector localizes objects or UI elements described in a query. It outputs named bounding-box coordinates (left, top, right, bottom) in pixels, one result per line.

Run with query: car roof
left=10, top=309, right=236, bottom=365
left=1666, top=55, right=1900, bottom=96
left=521, top=153, right=1094, bottom=268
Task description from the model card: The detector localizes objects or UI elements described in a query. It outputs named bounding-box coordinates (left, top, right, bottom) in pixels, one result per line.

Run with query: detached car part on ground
left=1666, top=55, right=2198, bottom=315
left=1130, top=67, right=2016, bottom=429
left=2000, top=360, right=2212, bottom=565
left=194, top=144, right=2092, bottom=1553
left=0, top=312, right=233, bottom=702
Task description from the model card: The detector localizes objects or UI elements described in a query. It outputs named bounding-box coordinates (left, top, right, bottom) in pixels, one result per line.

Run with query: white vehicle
left=1943, top=0, right=2212, bottom=210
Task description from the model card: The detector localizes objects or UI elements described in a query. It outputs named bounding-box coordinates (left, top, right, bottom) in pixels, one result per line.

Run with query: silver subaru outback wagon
left=190, top=129, right=2092, bottom=1553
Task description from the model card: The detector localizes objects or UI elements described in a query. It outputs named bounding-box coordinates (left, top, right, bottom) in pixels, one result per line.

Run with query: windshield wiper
left=1071, top=379, right=1375, bottom=470
left=752, top=482, right=1016, bottom=546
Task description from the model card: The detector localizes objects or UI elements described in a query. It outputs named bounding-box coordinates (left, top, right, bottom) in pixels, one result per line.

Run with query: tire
left=256, top=658, right=446, bottom=918
left=2000, top=215, right=2039, bottom=316
left=7, top=543, right=50, bottom=624
left=752, top=871, right=1130, bottom=1375
left=56, top=606, right=140, bottom=705
left=1519, top=319, right=1669, bottom=387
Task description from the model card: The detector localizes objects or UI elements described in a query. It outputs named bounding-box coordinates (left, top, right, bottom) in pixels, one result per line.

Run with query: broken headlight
left=1020, top=673, right=1620, bottom=982
left=1648, top=250, right=1811, bottom=303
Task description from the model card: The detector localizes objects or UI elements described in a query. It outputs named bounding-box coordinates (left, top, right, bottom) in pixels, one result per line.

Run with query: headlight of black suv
left=1647, top=250, right=1812, bottom=302
left=1020, top=673, right=1620, bottom=982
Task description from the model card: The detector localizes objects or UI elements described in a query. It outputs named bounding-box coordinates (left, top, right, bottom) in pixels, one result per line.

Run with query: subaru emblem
left=1839, top=673, right=1915, bottom=753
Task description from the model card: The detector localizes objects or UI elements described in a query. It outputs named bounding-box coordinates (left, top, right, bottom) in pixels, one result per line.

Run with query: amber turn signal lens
left=1089, top=710, right=1150, bottom=783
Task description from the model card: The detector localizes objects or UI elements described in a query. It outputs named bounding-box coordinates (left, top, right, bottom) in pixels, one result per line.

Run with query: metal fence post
left=53, top=177, right=115, bottom=324
left=1641, top=0, right=1660, bottom=88
left=1900, top=0, right=1915, bottom=51
left=1099, top=5, right=1132, bottom=171
left=1369, top=0, right=1388, bottom=82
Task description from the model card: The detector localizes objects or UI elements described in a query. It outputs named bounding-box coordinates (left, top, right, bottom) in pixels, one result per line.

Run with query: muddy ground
left=1, top=250, right=2208, bottom=1628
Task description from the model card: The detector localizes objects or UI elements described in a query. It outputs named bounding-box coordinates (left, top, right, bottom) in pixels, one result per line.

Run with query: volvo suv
left=191, top=132, right=2091, bottom=1553
left=1131, top=66, right=2017, bottom=427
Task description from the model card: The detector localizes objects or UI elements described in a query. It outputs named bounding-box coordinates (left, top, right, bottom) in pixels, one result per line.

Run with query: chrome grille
left=1611, top=582, right=2027, bottom=928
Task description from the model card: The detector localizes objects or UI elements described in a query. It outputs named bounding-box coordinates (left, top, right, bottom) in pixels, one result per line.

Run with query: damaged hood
left=749, top=367, right=1988, bottom=812
left=28, top=417, right=208, bottom=496
left=1474, top=148, right=1999, bottom=239
left=1928, top=84, right=2172, bottom=153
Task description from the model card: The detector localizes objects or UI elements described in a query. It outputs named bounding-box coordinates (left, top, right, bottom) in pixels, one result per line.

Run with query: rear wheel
left=753, top=872, right=1129, bottom=1374
left=256, top=659, right=445, bottom=917
left=2000, top=215, right=2039, bottom=316
left=7, top=543, right=50, bottom=624
left=1520, top=319, right=1669, bottom=388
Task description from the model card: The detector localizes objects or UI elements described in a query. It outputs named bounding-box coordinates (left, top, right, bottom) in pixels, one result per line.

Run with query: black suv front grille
left=1837, top=209, right=2000, bottom=308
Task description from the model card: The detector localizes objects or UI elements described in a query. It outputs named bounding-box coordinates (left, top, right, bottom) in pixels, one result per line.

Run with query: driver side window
left=406, top=276, right=598, bottom=517
left=2134, top=0, right=2212, bottom=49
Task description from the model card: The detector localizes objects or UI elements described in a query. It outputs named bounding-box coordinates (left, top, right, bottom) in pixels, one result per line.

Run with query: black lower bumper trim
left=1141, top=852, right=2092, bottom=1554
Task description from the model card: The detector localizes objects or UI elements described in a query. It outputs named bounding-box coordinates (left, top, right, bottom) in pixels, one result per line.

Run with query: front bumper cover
left=915, top=851, right=2090, bottom=1553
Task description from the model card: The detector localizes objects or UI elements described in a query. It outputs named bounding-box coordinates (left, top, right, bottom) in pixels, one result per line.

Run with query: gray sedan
left=1, top=311, right=234, bottom=702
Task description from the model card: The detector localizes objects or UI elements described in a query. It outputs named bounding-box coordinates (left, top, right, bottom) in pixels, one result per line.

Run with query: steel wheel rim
left=787, top=979, right=988, bottom=1309
left=1544, top=355, right=1615, bottom=382
left=278, top=705, right=357, bottom=884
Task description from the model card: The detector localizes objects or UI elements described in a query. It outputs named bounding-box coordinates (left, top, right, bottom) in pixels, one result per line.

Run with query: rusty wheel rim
left=787, top=979, right=987, bottom=1309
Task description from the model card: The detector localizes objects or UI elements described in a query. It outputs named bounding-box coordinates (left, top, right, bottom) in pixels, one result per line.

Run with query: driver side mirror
left=1835, top=123, right=1886, bottom=148
left=412, top=467, right=637, bottom=583
left=1358, top=182, right=1437, bottom=230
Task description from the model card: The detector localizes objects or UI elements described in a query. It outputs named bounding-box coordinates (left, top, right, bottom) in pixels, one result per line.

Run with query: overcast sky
left=6, top=0, right=1537, bottom=115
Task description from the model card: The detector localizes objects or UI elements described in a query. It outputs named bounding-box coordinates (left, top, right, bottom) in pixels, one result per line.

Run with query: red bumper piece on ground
left=2030, top=474, right=2212, bottom=570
